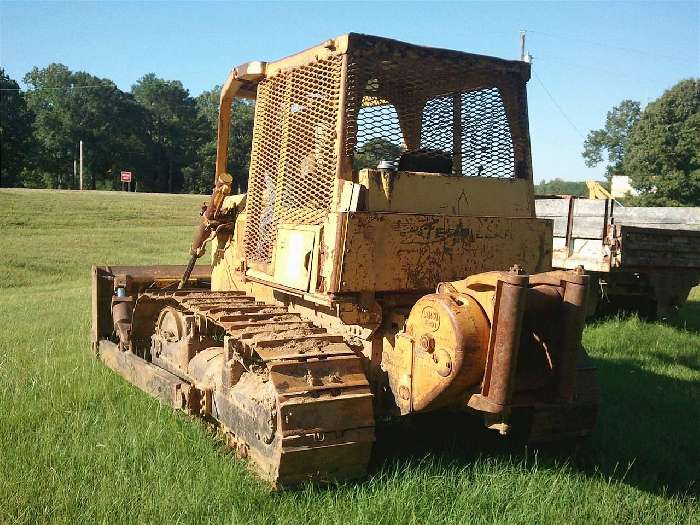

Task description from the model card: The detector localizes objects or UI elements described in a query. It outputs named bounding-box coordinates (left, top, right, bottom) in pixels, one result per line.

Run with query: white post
left=79, top=140, right=84, bottom=190
left=73, top=159, right=77, bottom=188
left=519, top=30, right=526, bottom=62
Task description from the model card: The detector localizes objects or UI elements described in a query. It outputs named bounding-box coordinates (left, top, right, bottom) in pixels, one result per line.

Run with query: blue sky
left=1, top=1, right=698, bottom=182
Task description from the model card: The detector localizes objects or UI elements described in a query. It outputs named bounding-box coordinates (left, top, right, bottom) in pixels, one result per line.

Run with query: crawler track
left=124, top=289, right=375, bottom=487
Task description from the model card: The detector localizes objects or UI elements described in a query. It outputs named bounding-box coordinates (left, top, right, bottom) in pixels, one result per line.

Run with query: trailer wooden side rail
left=535, top=197, right=700, bottom=317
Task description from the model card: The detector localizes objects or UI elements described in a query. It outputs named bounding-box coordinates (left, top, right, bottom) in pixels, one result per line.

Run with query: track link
left=133, top=289, right=375, bottom=487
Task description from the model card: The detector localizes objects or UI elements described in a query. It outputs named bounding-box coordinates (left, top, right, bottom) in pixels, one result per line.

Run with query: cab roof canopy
left=250, top=32, right=530, bottom=81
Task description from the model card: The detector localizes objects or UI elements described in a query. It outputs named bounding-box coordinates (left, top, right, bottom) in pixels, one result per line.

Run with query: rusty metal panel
left=278, top=393, right=375, bottom=436
left=92, top=265, right=213, bottom=347
left=91, top=266, right=114, bottom=346
left=101, top=265, right=212, bottom=283
left=336, top=213, right=552, bottom=292
left=99, top=340, right=187, bottom=409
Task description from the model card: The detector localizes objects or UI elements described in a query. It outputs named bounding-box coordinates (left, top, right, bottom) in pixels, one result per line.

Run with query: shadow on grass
left=580, top=355, right=698, bottom=496
left=591, top=293, right=700, bottom=334
left=667, top=298, right=700, bottom=333
left=369, top=355, right=698, bottom=498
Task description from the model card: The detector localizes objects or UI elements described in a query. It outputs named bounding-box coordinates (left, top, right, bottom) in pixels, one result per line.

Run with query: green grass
left=1, top=188, right=698, bottom=524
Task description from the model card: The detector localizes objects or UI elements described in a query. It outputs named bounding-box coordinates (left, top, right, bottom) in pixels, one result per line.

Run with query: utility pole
left=79, top=140, right=84, bottom=190
left=519, top=30, right=533, bottom=64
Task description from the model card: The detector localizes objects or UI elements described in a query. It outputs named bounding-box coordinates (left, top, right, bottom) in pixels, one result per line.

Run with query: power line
left=526, top=29, right=692, bottom=64
left=532, top=69, right=585, bottom=139
left=0, top=84, right=114, bottom=92
left=535, top=55, right=660, bottom=84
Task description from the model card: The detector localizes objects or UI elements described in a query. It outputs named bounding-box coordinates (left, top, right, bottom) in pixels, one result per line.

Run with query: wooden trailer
left=535, top=197, right=700, bottom=317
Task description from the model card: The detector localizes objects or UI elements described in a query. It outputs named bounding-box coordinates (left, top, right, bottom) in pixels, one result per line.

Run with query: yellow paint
left=272, top=226, right=318, bottom=291
left=586, top=180, right=613, bottom=200
left=335, top=212, right=552, bottom=293
left=358, top=170, right=532, bottom=217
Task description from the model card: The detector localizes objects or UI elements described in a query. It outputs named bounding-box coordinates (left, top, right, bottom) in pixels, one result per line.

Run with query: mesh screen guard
left=345, top=38, right=531, bottom=178
left=244, top=56, right=343, bottom=268
left=243, top=36, right=531, bottom=268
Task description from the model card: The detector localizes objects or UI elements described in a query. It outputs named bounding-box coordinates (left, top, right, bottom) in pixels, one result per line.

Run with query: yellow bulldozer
left=92, top=34, right=599, bottom=487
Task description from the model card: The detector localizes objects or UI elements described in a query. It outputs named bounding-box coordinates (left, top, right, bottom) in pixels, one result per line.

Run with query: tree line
left=1, top=65, right=254, bottom=194
left=534, top=179, right=589, bottom=197
left=582, top=79, right=699, bottom=206
left=2, top=66, right=697, bottom=205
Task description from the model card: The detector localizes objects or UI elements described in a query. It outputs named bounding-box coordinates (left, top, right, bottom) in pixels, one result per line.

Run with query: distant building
left=610, top=175, right=639, bottom=198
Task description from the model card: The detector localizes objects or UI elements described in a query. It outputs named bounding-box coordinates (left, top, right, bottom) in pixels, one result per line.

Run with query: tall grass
left=0, top=189, right=697, bottom=524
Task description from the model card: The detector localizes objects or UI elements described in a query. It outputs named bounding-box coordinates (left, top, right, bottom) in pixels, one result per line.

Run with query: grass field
left=1, top=188, right=698, bottom=524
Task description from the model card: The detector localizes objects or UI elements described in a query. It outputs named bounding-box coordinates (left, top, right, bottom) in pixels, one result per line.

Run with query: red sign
left=120, top=171, right=132, bottom=183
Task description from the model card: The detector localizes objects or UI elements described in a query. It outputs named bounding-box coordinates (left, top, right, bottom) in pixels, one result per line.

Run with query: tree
left=69, top=70, right=151, bottom=190
left=132, top=74, right=207, bottom=193
left=353, top=137, right=403, bottom=171
left=22, top=64, right=74, bottom=188
left=23, top=64, right=147, bottom=189
left=184, top=87, right=254, bottom=194
left=623, top=79, right=700, bottom=206
left=534, top=178, right=589, bottom=197
left=0, top=69, right=35, bottom=187
left=582, top=99, right=641, bottom=181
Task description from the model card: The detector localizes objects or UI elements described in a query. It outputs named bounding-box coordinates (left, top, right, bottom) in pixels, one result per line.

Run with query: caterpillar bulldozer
left=92, top=34, right=599, bottom=487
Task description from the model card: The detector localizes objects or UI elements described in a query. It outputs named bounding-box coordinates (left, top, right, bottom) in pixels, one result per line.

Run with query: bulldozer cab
left=214, top=34, right=543, bottom=296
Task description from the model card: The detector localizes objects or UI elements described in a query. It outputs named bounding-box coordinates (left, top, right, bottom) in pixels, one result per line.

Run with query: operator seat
left=398, top=149, right=454, bottom=175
